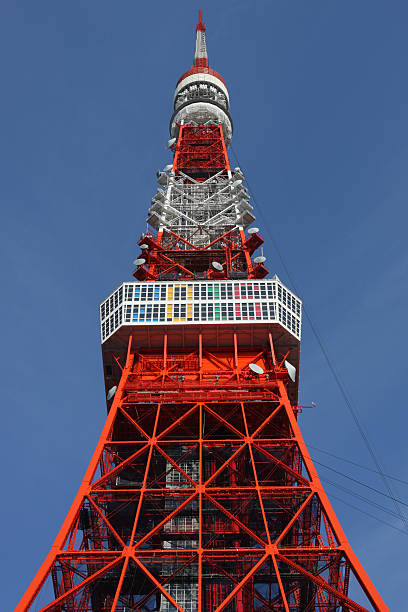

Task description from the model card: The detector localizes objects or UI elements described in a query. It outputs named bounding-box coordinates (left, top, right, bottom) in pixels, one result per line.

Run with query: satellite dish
left=164, top=164, right=173, bottom=172
left=133, top=258, right=146, bottom=266
left=249, top=363, right=264, bottom=375
left=284, top=360, right=296, bottom=382
left=232, top=179, right=242, bottom=189
left=167, top=137, right=176, bottom=148
left=254, top=256, right=266, bottom=264
left=248, top=227, right=259, bottom=235
left=140, top=244, right=149, bottom=250
left=107, top=386, right=117, bottom=401
left=212, top=261, right=223, bottom=272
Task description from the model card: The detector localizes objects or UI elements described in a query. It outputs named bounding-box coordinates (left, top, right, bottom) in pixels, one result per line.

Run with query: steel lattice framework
left=18, top=11, right=388, bottom=612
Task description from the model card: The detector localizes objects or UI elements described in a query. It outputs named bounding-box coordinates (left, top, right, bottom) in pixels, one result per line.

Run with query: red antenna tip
left=196, top=9, right=205, bottom=31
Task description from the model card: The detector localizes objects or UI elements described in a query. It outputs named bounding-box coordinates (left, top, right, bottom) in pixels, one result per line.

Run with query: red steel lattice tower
left=18, top=11, right=389, bottom=612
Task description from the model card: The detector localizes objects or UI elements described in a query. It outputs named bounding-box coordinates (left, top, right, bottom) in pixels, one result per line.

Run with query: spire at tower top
left=175, top=10, right=227, bottom=89
left=196, top=9, right=205, bottom=31
left=194, top=9, right=208, bottom=67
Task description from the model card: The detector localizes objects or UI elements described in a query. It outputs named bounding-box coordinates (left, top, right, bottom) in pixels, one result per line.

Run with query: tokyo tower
left=18, top=11, right=388, bottom=612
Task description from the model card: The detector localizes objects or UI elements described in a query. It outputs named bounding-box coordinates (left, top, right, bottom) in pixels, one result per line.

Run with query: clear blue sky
left=1, top=1, right=407, bottom=609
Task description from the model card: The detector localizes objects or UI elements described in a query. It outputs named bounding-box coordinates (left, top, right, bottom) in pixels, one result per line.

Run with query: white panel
left=100, top=280, right=302, bottom=343
left=174, top=72, right=229, bottom=102
left=170, top=102, right=232, bottom=143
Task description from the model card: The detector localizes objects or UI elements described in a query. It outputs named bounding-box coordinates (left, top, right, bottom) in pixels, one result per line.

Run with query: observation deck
left=100, top=278, right=302, bottom=344
left=100, top=277, right=302, bottom=406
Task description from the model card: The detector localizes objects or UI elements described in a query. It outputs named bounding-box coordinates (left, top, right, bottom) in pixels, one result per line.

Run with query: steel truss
left=18, top=334, right=386, bottom=611
left=138, top=125, right=267, bottom=282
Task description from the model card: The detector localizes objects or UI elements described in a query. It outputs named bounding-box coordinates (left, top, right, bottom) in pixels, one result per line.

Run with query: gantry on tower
left=18, top=11, right=388, bottom=612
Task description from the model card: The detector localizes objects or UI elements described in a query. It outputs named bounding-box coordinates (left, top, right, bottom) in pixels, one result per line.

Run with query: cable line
left=329, top=492, right=408, bottom=537
left=230, top=143, right=408, bottom=532
left=310, top=444, right=408, bottom=486
left=321, top=476, right=406, bottom=521
left=314, top=459, right=408, bottom=506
